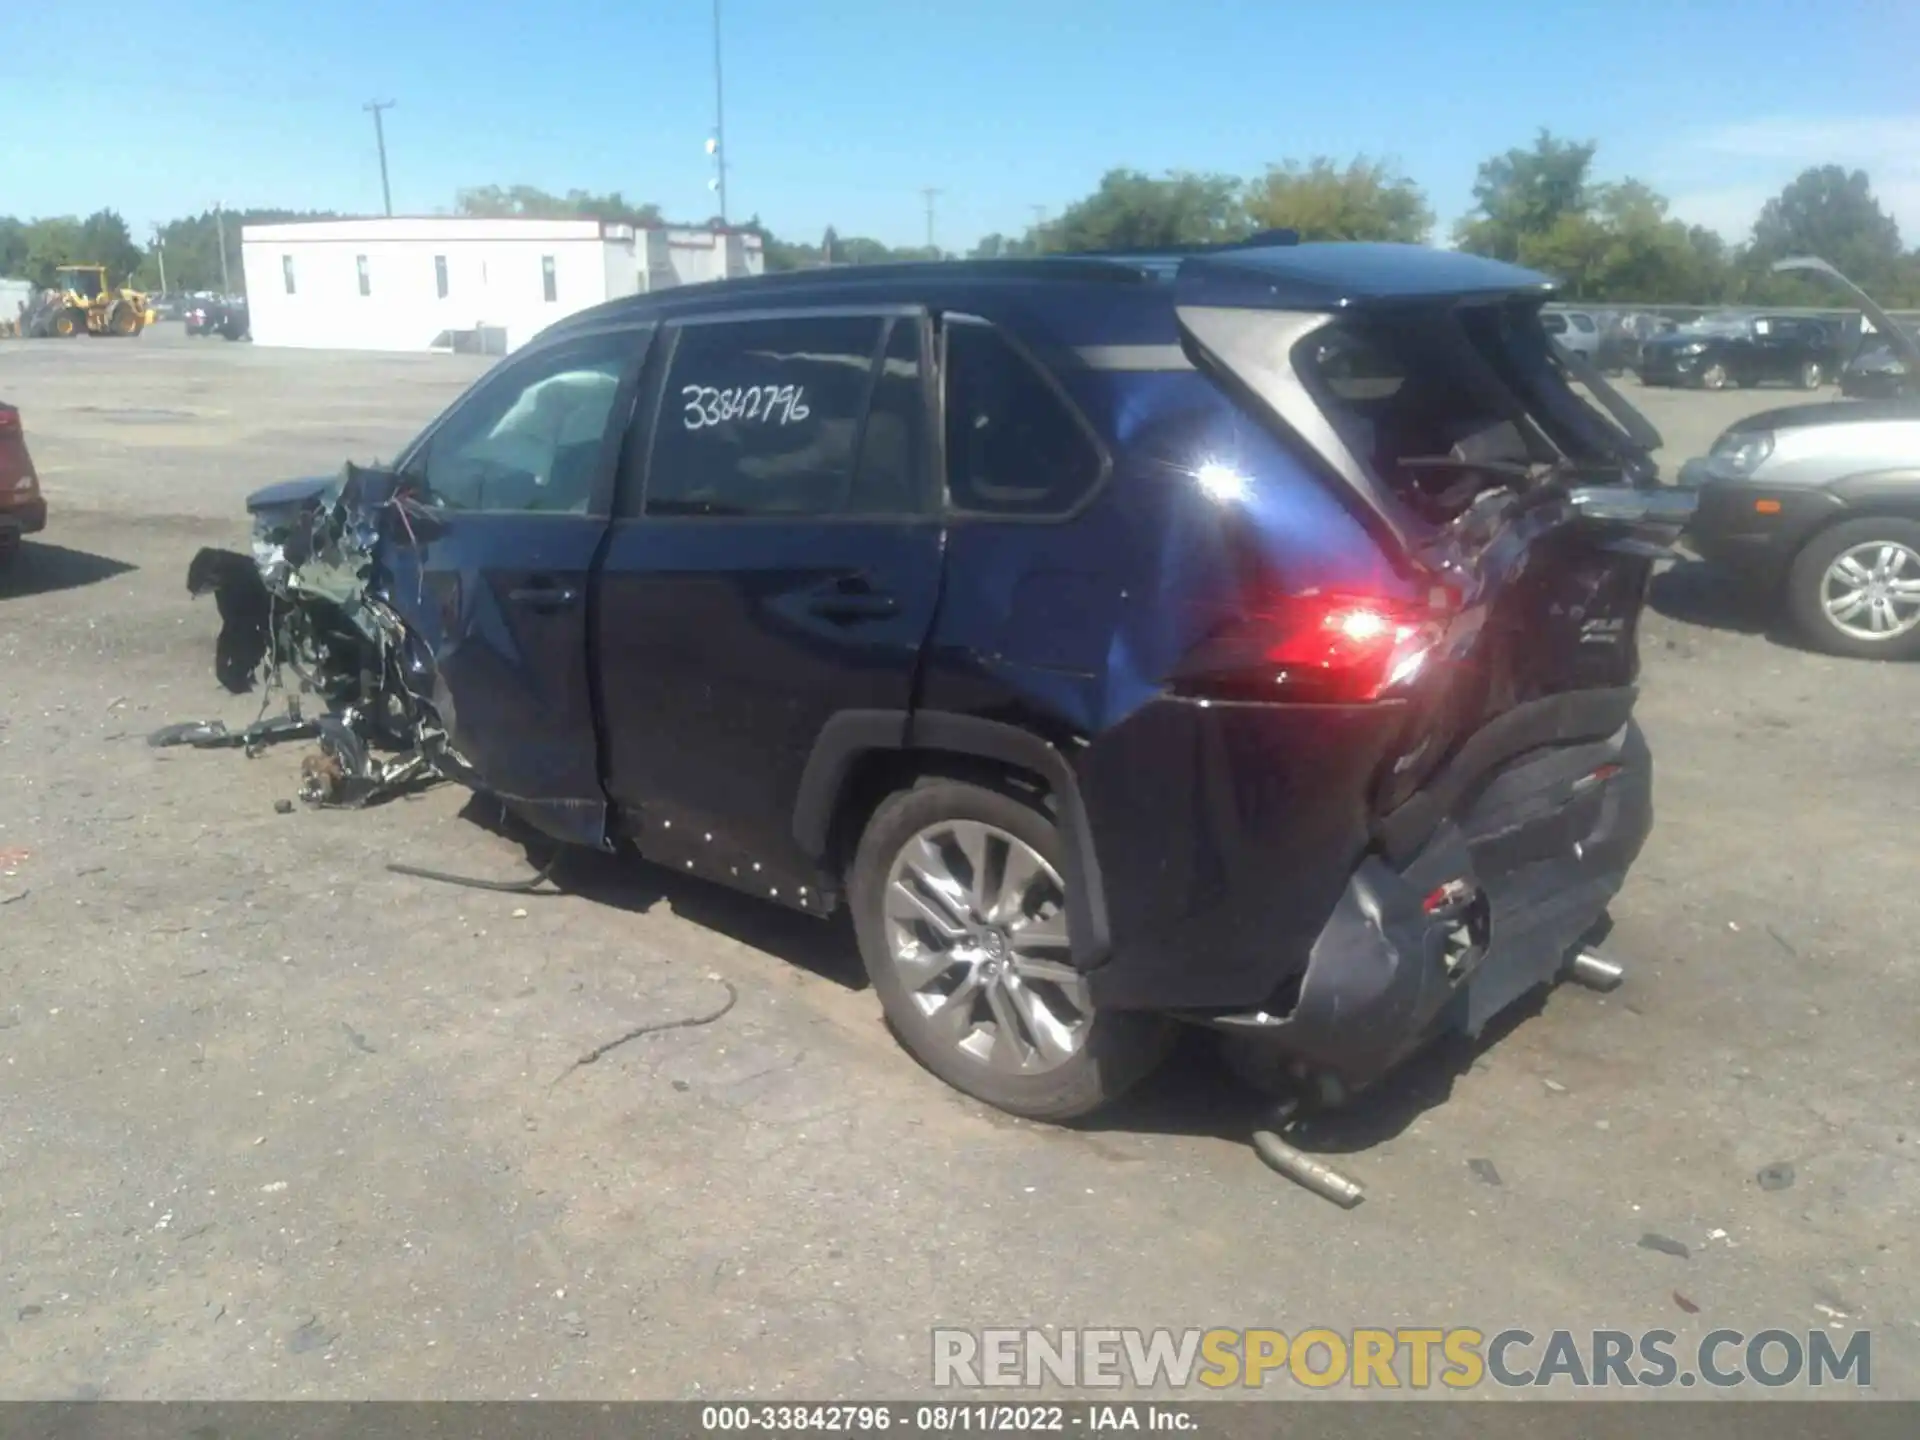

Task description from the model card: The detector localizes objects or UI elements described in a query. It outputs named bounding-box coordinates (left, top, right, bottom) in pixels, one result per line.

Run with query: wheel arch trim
left=793, top=709, right=1112, bottom=967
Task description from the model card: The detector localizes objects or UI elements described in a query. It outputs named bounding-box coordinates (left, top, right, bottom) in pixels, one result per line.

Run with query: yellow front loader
left=35, top=265, right=153, bottom=338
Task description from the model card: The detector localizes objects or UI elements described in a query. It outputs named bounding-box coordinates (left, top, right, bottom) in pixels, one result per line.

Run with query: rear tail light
left=0, top=411, right=19, bottom=433
left=1170, top=592, right=1452, bottom=704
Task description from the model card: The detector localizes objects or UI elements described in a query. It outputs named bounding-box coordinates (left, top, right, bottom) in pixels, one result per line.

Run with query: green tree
left=1455, top=130, right=1597, bottom=261
left=78, top=209, right=143, bottom=286
left=968, top=232, right=1037, bottom=259
left=1746, top=165, right=1904, bottom=290
left=1046, top=168, right=1248, bottom=252
left=0, top=217, right=28, bottom=279
left=453, top=185, right=662, bottom=226
left=1242, top=157, right=1432, bottom=243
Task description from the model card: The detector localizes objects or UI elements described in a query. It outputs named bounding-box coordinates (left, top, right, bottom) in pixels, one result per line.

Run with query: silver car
left=1679, top=259, right=1920, bottom=659
left=1540, top=307, right=1601, bottom=361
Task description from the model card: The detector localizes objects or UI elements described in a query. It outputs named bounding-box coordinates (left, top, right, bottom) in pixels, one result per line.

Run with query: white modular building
left=239, top=217, right=765, bottom=355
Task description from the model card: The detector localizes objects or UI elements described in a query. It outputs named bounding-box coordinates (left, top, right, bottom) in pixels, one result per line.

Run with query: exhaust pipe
left=1568, top=950, right=1624, bottom=992
left=1252, top=1128, right=1366, bottom=1209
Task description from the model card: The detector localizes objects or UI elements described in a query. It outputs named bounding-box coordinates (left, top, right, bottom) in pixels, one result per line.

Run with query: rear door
left=594, top=309, right=943, bottom=887
left=380, top=323, right=653, bottom=845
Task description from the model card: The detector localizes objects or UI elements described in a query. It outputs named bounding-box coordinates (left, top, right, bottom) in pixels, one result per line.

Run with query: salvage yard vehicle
left=186, top=241, right=1691, bottom=1121
left=0, top=400, right=48, bottom=563
left=1639, top=312, right=1841, bottom=391
left=1840, top=321, right=1916, bottom=400
left=29, top=265, right=152, bottom=338
left=185, top=296, right=250, bottom=340
left=1681, top=258, right=1920, bottom=659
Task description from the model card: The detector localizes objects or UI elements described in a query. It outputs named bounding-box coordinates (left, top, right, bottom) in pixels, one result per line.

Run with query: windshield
left=58, top=269, right=103, bottom=299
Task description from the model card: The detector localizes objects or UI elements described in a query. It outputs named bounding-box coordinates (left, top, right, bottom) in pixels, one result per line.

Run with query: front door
left=380, top=323, right=653, bottom=845
left=594, top=310, right=943, bottom=889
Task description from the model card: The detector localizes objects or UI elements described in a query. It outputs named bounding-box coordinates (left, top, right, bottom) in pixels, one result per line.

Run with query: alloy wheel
left=1821, top=541, right=1920, bottom=641
left=882, top=819, right=1090, bottom=1075
left=1701, top=362, right=1729, bottom=390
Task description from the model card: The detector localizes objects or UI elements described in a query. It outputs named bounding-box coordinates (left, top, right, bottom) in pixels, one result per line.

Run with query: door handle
left=807, top=591, right=899, bottom=620
left=805, top=577, right=899, bottom=621
left=507, top=580, right=581, bottom=609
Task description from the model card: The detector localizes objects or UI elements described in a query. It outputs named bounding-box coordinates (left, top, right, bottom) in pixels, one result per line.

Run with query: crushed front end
left=162, top=465, right=470, bottom=808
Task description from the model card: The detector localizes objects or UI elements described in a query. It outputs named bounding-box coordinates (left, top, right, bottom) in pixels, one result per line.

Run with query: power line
left=363, top=100, right=396, bottom=217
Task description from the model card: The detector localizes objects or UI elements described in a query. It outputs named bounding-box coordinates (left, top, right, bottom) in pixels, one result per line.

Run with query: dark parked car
left=191, top=243, right=1688, bottom=1120
left=1596, top=312, right=1676, bottom=377
left=185, top=297, right=249, bottom=340
left=0, top=400, right=47, bottom=563
left=1840, top=323, right=1916, bottom=399
left=1639, top=313, right=1841, bottom=390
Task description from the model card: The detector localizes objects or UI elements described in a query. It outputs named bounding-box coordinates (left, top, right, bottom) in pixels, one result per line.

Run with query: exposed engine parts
left=151, top=463, right=467, bottom=811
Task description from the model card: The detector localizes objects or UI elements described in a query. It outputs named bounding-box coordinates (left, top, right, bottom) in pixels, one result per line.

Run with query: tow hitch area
left=151, top=463, right=468, bottom=810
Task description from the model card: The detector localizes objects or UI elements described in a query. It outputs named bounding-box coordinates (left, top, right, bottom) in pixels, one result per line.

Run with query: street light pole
left=153, top=225, right=168, bottom=294
left=710, top=0, right=728, bottom=225
left=215, top=202, right=231, bottom=295
left=364, top=99, right=397, bottom=216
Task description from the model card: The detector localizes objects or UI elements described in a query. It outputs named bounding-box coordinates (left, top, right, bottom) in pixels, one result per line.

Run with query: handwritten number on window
left=680, top=384, right=810, bottom=432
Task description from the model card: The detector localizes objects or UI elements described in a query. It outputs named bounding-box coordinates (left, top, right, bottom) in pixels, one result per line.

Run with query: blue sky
left=2, top=0, right=1915, bottom=251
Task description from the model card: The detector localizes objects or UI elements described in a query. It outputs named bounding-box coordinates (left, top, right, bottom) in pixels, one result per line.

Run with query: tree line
left=5, top=131, right=1914, bottom=306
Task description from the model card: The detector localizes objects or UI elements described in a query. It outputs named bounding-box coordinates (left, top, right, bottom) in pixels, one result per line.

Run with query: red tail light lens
left=1171, top=592, right=1450, bottom=704
left=0, top=410, right=20, bottom=433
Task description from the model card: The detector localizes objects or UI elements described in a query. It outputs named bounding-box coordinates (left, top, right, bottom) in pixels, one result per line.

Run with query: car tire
left=1787, top=517, right=1920, bottom=660
left=1797, top=360, right=1823, bottom=390
left=848, top=777, right=1172, bottom=1121
left=1700, top=361, right=1730, bottom=390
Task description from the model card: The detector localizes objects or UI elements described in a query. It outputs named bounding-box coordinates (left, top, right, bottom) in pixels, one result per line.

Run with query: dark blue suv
left=199, top=241, right=1688, bottom=1121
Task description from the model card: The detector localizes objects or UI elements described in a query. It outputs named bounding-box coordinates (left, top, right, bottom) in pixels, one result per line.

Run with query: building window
left=434, top=255, right=449, bottom=299
left=281, top=256, right=296, bottom=295
left=541, top=255, right=557, bottom=303
left=356, top=255, right=371, bottom=297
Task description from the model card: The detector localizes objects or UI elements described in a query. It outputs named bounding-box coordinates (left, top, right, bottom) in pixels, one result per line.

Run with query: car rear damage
left=157, top=465, right=475, bottom=808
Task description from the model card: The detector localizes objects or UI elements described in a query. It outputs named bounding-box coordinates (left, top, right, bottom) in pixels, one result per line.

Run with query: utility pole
left=709, top=0, right=728, bottom=224
left=215, top=202, right=231, bottom=295
left=152, top=225, right=168, bottom=294
left=921, top=187, right=941, bottom=254
left=364, top=99, right=396, bottom=216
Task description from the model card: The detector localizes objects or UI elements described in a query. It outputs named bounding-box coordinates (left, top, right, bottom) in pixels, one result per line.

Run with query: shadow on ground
left=438, top=796, right=1591, bottom=1176
left=0, top=541, right=137, bottom=598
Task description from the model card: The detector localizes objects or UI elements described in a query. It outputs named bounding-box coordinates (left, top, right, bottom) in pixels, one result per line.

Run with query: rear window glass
left=1298, top=320, right=1535, bottom=509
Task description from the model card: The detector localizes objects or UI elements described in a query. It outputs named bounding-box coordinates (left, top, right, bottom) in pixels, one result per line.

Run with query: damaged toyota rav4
left=186, top=241, right=1691, bottom=1121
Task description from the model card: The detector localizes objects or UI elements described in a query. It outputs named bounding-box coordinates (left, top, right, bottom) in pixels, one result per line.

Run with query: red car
left=0, top=401, right=47, bottom=562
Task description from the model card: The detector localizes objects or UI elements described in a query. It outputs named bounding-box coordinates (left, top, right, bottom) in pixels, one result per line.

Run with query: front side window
left=356, top=255, right=371, bottom=298
left=1570, top=312, right=1596, bottom=333
left=541, top=255, right=558, bottom=303
left=645, top=314, right=920, bottom=518
left=411, top=330, right=639, bottom=514
left=282, top=255, right=296, bottom=294
left=942, top=319, right=1103, bottom=516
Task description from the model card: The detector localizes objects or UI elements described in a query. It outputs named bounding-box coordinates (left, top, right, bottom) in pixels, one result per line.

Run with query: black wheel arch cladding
left=792, top=709, right=1113, bottom=968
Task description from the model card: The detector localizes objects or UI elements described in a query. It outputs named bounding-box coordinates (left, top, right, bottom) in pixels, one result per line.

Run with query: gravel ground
left=1, top=328, right=1915, bottom=1400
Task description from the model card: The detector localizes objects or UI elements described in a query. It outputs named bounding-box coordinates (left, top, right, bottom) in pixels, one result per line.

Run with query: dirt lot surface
left=2, top=329, right=1916, bottom=1399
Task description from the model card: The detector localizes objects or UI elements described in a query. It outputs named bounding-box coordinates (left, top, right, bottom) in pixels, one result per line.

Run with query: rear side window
left=1540, top=313, right=1568, bottom=334
left=645, top=314, right=916, bottom=518
left=942, top=319, right=1103, bottom=516
left=1569, top=312, right=1596, bottom=333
